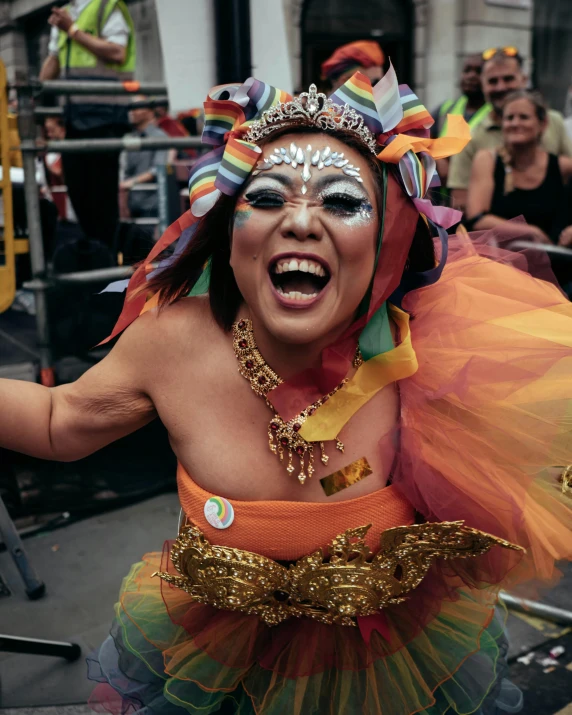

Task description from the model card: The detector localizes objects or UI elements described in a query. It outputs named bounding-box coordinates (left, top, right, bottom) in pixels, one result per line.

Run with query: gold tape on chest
left=320, top=456, right=373, bottom=496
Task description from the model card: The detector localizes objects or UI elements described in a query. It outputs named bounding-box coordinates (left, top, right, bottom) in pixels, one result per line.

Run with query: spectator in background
left=466, top=90, right=572, bottom=244
left=321, top=40, right=385, bottom=93
left=39, top=1, right=136, bottom=256
left=120, top=97, right=168, bottom=219
left=448, top=48, right=572, bottom=212
left=154, top=101, right=187, bottom=139
left=177, top=108, right=204, bottom=137
left=154, top=101, right=197, bottom=158
left=431, top=54, right=487, bottom=186
left=431, top=54, right=487, bottom=138
left=43, top=116, right=65, bottom=184
left=41, top=116, right=80, bottom=225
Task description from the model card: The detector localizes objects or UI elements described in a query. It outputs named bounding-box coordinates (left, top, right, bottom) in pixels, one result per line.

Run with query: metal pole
left=157, top=164, right=169, bottom=236
left=17, top=87, right=55, bottom=387
left=499, top=591, right=572, bottom=625
left=0, top=634, right=81, bottom=660
left=0, top=494, right=45, bottom=600
left=18, top=135, right=202, bottom=154
left=507, top=241, right=572, bottom=259
left=29, top=80, right=168, bottom=96
left=51, top=265, right=133, bottom=285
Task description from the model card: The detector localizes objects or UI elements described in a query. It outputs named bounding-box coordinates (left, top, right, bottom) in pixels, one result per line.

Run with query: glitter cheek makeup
left=234, top=199, right=253, bottom=229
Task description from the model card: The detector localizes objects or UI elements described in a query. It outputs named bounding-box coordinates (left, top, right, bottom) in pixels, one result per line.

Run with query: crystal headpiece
left=243, top=84, right=379, bottom=155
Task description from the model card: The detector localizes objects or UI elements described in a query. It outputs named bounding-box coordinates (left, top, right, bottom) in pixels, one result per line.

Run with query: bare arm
left=466, top=150, right=552, bottom=243
left=0, top=314, right=158, bottom=461
left=466, top=149, right=495, bottom=228
left=558, top=156, right=572, bottom=182
left=120, top=170, right=155, bottom=190
left=39, top=54, right=60, bottom=81
left=48, top=7, right=127, bottom=65
left=71, top=30, right=127, bottom=65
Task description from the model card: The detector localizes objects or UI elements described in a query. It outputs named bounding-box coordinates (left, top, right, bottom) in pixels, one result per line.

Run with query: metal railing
left=7, top=73, right=198, bottom=385
left=20, top=135, right=201, bottom=154
left=23, top=79, right=170, bottom=96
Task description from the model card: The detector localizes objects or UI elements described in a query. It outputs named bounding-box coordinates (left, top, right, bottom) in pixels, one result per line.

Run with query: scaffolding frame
left=8, top=74, right=200, bottom=386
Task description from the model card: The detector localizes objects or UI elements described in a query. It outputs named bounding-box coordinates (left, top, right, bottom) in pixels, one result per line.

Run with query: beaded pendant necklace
left=232, top=318, right=362, bottom=485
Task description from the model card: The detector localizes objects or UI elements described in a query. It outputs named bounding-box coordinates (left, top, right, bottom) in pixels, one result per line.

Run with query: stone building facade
left=1, top=0, right=571, bottom=115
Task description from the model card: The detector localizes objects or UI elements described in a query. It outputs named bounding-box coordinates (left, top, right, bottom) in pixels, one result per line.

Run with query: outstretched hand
left=48, top=6, right=74, bottom=32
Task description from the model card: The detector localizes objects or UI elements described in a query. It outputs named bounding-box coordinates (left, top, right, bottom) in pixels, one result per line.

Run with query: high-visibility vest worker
left=57, top=0, right=136, bottom=89
left=438, top=96, right=491, bottom=138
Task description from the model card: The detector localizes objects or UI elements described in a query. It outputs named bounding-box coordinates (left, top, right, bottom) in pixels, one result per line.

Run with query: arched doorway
left=301, top=0, right=413, bottom=90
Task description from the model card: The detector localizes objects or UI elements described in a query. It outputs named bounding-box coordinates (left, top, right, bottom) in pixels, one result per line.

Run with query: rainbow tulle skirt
left=87, top=550, right=524, bottom=715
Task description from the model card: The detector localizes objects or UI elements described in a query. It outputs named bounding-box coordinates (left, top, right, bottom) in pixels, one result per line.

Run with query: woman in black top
left=466, top=90, right=572, bottom=244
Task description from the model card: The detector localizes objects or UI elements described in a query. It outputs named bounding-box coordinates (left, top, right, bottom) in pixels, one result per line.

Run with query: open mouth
left=269, top=256, right=331, bottom=302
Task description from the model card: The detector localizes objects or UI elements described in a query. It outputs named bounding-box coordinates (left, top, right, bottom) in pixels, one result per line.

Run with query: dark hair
left=145, top=125, right=435, bottom=330
left=502, top=89, right=547, bottom=122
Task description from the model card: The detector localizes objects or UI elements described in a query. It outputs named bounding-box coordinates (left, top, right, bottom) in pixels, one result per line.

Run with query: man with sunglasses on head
left=448, top=47, right=572, bottom=212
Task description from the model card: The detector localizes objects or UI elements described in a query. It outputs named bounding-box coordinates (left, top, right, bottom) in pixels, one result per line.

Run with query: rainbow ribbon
left=188, top=66, right=468, bottom=221
left=103, top=69, right=469, bottom=345
left=332, top=64, right=470, bottom=204
left=189, top=78, right=292, bottom=217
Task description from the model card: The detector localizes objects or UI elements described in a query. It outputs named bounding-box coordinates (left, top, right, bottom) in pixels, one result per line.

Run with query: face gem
left=254, top=142, right=364, bottom=194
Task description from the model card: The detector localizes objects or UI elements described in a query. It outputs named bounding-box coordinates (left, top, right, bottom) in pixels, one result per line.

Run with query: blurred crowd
left=322, top=41, right=572, bottom=254
left=9, top=2, right=572, bottom=323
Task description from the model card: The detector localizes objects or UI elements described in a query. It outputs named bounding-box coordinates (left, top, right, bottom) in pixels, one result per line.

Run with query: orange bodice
left=176, top=463, right=416, bottom=561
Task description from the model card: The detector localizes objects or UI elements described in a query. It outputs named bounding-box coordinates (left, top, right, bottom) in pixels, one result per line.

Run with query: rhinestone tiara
left=243, top=84, right=379, bottom=154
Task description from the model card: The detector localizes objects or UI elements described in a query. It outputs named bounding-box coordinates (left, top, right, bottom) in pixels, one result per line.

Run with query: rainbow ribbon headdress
left=104, top=66, right=470, bottom=429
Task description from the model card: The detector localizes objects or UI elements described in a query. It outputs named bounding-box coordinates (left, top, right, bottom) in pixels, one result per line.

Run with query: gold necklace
left=232, top=318, right=362, bottom=485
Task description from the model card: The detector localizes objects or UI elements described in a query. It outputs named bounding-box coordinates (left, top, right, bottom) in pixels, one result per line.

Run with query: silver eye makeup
left=317, top=181, right=374, bottom=224
left=242, top=176, right=374, bottom=224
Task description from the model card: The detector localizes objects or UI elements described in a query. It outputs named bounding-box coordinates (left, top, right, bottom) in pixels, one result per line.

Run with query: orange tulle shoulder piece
left=394, top=227, right=572, bottom=591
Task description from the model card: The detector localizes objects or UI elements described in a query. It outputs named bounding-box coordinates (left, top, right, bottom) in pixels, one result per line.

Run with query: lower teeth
left=277, top=288, right=318, bottom=301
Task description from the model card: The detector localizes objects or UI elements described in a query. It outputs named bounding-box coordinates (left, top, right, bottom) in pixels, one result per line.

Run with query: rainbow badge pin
left=203, top=496, right=235, bottom=530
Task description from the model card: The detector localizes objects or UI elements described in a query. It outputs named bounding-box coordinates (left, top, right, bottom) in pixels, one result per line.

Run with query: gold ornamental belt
left=154, top=520, right=523, bottom=627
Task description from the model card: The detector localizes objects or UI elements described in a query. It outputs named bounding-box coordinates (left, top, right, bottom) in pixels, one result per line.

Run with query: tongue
left=280, top=273, right=321, bottom=295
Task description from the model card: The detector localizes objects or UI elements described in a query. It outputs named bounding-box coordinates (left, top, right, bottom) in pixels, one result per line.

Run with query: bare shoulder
left=120, top=295, right=216, bottom=361
left=558, top=155, right=572, bottom=180
left=473, top=148, right=495, bottom=169
left=67, top=296, right=217, bottom=394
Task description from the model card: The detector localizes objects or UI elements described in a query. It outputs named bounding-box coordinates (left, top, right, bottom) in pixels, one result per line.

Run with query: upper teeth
left=274, top=258, right=326, bottom=277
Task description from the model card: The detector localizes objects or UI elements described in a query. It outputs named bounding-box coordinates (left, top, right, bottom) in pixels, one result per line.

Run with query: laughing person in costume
left=1, top=68, right=572, bottom=715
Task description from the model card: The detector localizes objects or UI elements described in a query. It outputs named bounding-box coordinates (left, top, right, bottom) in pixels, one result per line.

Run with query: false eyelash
left=322, top=194, right=365, bottom=213
left=244, top=190, right=285, bottom=207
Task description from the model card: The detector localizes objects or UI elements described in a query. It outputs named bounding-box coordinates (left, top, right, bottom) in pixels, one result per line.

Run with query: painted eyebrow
left=245, top=168, right=371, bottom=198
left=245, top=173, right=292, bottom=189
